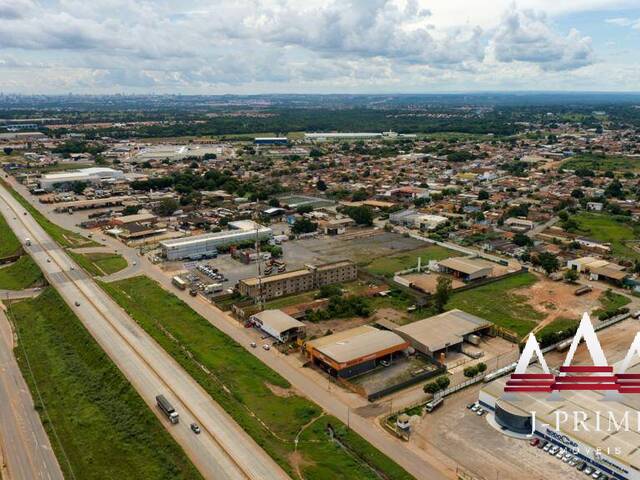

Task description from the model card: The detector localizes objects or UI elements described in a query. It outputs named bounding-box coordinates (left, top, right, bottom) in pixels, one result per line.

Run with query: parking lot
left=410, top=385, right=584, bottom=480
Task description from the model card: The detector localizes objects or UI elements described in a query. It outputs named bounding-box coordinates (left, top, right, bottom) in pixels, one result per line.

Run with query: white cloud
left=0, top=0, right=633, bottom=92
left=605, top=16, right=640, bottom=29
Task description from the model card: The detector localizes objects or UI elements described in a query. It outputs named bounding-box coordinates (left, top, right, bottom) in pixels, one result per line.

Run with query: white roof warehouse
left=39, top=167, right=125, bottom=191
left=160, top=220, right=272, bottom=261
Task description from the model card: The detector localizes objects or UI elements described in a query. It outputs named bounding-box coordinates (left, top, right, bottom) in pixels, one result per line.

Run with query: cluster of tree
left=291, top=217, right=318, bottom=234
left=532, top=251, right=560, bottom=275
left=423, top=375, right=451, bottom=394
left=306, top=295, right=371, bottom=322
left=446, top=150, right=476, bottom=162
left=343, top=205, right=374, bottom=226
left=52, top=140, right=106, bottom=157
left=463, top=362, right=487, bottom=378
left=433, top=276, right=452, bottom=313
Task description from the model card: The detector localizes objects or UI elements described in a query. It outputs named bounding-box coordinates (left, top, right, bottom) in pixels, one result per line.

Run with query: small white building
left=249, top=310, right=306, bottom=342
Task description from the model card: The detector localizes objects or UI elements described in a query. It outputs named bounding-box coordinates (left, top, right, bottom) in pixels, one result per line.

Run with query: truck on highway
left=156, top=394, right=179, bottom=424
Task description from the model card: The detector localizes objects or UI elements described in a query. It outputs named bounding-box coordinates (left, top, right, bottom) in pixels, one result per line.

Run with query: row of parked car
left=530, top=437, right=611, bottom=479
left=197, top=264, right=227, bottom=282
left=466, top=402, right=486, bottom=416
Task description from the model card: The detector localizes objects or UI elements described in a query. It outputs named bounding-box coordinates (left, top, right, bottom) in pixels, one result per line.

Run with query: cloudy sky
left=0, top=0, right=639, bottom=94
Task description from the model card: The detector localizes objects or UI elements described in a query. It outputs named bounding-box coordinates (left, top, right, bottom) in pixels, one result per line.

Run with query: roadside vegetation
left=593, top=289, right=631, bottom=319
left=101, top=276, right=414, bottom=480
left=0, top=179, right=96, bottom=248
left=0, top=255, right=44, bottom=290
left=68, top=251, right=127, bottom=276
left=7, top=287, right=203, bottom=480
left=0, top=213, right=21, bottom=258
left=363, top=245, right=455, bottom=277
left=446, top=272, right=542, bottom=338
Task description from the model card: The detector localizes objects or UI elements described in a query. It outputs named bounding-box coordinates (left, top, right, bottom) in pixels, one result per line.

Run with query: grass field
left=593, top=290, right=631, bottom=318
left=573, top=212, right=640, bottom=260
left=0, top=213, right=21, bottom=258
left=22, top=162, right=94, bottom=173
left=0, top=179, right=96, bottom=249
left=101, top=276, right=414, bottom=480
left=69, top=251, right=127, bottom=276
left=0, top=255, right=44, bottom=290
left=562, top=154, right=640, bottom=172
left=7, top=288, right=202, bottom=480
left=363, top=245, right=455, bottom=277
left=446, top=272, right=543, bottom=338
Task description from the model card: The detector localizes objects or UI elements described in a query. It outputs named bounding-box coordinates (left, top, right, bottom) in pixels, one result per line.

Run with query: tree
left=3, top=147, right=13, bottom=156
left=571, top=188, right=584, bottom=199
left=316, top=179, right=327, bottom=191
left=157, top=198, right=179, bottom=216
left=71, top=181, right=88, bottom=195
left=292, top=218, right=317, bottom=234
left=464, top=366, right=478, bottom=378
left=317, top=284, right=342, bottom=299
left=477, top=190, right=489, bottom=200
left=477, top=362, right=487, bottom=373
left=513, top=233, right=533, bottom=247
left=564, top=268, right=579, bottom=283
left=433, top=276, right=452, bottom=313
left=536, top=252, right=559, bottom=275
left=122, top=205, right=140, bottom=215
left=345, top=206, right=373, bottom=226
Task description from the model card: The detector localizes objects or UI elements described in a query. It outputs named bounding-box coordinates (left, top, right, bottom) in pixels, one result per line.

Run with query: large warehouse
left=437, top=256, right=493, bottom=281
left=160, top=220, right=272, bottom=260
left=39, top=167, right=125, bottom=191
left=393, top=309, right=491, bottom=359
left=480, top=364, right=640, bottom=480
left=305, top=325, right=409, bottom=378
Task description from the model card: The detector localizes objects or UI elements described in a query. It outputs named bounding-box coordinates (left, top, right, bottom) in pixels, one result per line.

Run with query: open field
left=101, top=276, right=414, bottom=480
left=573, top=212, right=640, bottom=260
left=446, top=272, right=543, bottom=338
left=0, top=255, right=44, bottom=290
left=363, top=245, right=455, bottom=277
left=593, top=289, right=631, bottom=318
left=7, top=287, right=202, bottom=480
left=22, top=162, right=94, bottom=173
left=0, top=213, right=21, bottom=258
left=562, top=153, right=640, bottom=172
left=0, top=179, right=97, bottom=249
left=69, top=251, right=127, bottom=276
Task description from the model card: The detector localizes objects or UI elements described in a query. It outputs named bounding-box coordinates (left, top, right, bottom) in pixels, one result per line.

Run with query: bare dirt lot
left=411, top=385, right=584, bottom=480
left=402, top=272, right=464, bottom=293
left=513, top=277, right=605, bottom=331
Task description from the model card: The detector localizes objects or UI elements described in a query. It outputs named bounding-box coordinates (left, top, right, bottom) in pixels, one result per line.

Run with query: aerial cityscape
left=1, top=1, right=640, bottom=480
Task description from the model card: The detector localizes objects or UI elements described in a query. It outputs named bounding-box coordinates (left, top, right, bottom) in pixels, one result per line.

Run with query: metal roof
left=309, top=326, right=407, bottom=364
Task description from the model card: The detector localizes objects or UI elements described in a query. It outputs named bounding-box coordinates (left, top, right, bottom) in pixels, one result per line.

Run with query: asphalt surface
left=0, top=183, right=290, bottom=480
left=0, top=307, right=64, bottom=480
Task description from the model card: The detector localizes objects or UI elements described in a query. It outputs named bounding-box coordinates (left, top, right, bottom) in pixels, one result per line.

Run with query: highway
left=0, top=306, right=64, bottom=480
left=0, top=183, right=290, bottom=480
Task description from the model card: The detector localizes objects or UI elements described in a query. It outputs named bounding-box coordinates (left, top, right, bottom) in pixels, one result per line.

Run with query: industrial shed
left=249, top=310, right=306, bottom=342
left=306, top=326, right=409, bottom=378
left=437, top=257, right=493, bottom=281
left=393, top=309, right=491, bottom=359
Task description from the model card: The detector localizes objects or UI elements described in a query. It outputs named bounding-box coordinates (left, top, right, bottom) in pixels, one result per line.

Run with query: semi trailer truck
left=156, top=394, right=179, bottom=424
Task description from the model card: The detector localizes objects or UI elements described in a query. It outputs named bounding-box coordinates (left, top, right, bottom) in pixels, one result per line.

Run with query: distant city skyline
left=0, top=0, right=639, bottom=94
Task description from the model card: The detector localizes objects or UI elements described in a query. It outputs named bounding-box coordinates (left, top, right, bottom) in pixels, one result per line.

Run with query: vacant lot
left=573, top=212, right=640, bottom=260
left=364, top=245, right=455, bottom=277
left=446, top=272, right=543, bottom=338
left=0, top=212, right=21, bottom=258
left=0, top=255, right=44, bottom=290
left=0, top=179, right=96, bottom=249
left=101, top=276, right=414, bottom=480
left=69, top=251, right=127, bottom=276
left=8, top=287, right=202, bottom=480
left=562, top=153, right=640, bottom=172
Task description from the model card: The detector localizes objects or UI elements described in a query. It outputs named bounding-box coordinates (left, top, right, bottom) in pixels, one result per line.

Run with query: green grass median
left=101, top=275, right=415, bottom=480
left=7, top=288, right=202, bottom=480
left=68, top=251, right=128, bottom=276
left=0, top=212, right=21, bottom=258
left=0, top=255, right=44, bottom=290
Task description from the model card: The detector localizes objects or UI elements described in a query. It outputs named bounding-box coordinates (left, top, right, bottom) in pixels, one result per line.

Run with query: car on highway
left=74, top=301, right=81, bottom=307
left=46, top=258, right=51, bottom=263
left=133, top=261, right=137, bottom=265
left=70, top=266, right=75, bottom=270
left=23, top=212, right=27, bottom=216
left=190, top=423, right=201, bottom=434
left=262, top=344, right=270, bottom=351
left=250, top=342, right=257, bottom=348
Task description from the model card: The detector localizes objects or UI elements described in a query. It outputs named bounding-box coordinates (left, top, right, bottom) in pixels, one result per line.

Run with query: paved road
left=7, top=176, right=455, bottom=479
left=136, top=261, right=456, bottom=480
left=0, top=184, right=290, bottom=480
left=0, top=306, right=64, bottom=480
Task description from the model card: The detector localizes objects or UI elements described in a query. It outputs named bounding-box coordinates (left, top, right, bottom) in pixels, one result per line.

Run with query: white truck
left=24, top=238, right=31, bottom=247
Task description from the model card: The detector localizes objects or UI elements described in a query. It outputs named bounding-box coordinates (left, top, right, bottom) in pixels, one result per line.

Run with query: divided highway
left=0, top=183, right=290, bottom=480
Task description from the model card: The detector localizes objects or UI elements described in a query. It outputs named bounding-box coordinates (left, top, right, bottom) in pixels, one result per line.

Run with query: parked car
left=537, top=440, right=547, bottom=449
left=529, top=438, right=539, bottom=447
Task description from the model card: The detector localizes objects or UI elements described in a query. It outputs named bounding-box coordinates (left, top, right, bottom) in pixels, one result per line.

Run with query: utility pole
left=254, top=213, right=264, bottom=311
